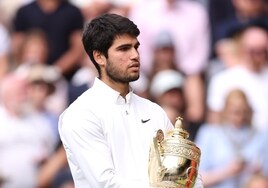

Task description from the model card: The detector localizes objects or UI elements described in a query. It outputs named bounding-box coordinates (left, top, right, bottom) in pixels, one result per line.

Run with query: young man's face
left=104, top=34, right=140, bottom=83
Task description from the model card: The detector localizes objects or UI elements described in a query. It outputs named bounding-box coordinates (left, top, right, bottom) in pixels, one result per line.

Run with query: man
left=12, top=0, right=84, bottom=81
left=0, top=73, right=56, bottom=187
left=58, top=13, right=203, bottom=187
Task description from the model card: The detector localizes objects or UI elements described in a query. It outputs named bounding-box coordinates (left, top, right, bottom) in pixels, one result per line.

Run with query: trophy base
left=150, top=181, right=191, bottom=188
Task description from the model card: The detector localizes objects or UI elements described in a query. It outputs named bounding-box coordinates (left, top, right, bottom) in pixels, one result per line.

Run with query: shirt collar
left=93, top=77, right=133, bottom=104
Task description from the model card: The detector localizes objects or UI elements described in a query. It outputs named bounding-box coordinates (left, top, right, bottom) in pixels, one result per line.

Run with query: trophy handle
left=154, top=129, right=164, bottom=166
left=149, top=129, right=165, bottom=187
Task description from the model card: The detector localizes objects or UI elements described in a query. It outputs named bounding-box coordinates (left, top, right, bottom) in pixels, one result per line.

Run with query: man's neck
left=100, top=77, right=130, bottom=98
left=37, top=0, right=62, bottom=13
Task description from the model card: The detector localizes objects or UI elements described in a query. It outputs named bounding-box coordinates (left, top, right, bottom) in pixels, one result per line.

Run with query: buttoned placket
left=118, top=94, right=148, bottom=181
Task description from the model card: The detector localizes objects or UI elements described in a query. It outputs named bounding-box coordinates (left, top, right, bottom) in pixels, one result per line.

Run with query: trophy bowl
left=149, top=117, right=201, bottom=188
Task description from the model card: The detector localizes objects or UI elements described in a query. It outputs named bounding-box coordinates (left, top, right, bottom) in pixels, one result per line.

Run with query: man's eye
left=120, top=47, right=129, bottom=51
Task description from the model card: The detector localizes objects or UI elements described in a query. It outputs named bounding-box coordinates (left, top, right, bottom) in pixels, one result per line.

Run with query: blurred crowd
left=0, top=0, right=268, bottom=188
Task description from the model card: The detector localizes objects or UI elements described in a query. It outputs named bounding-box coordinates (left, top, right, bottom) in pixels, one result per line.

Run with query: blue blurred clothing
left=195, top=123, right=268, bottom=188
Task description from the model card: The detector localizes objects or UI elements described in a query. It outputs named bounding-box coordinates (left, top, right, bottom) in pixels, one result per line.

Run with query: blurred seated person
left=26, top=64, right=62, bottom=141
left=149, top=69, right=201, bottom=140
left=213, top=0, right=268, bottom=53
left=11, top=0, right=84, bottom=81
left=0, top=73, right=56, bottom=188
left=15, top=29, right=68, bottom=116
left=206, top=38, right=241, bottom=81
left=206, top=21, right=268, bottom=130
left=196, top=89, right=268, bottom=188
left=149, top=69, right=185, bottom=116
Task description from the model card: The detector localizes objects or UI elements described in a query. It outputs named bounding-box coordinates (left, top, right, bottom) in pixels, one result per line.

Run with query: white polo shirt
left=58, top=77, right=174, bottom=187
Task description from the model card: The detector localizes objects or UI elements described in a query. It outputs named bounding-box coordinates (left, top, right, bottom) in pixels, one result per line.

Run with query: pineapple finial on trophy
left=170, top=116, right=189, bottom=140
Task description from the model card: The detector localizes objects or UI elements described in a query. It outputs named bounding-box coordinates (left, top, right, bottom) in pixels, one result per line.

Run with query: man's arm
left=53, top=30, right=84, bottom=76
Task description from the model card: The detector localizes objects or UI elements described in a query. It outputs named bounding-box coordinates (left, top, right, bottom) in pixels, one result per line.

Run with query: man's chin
left=129, top=75, right=140, bottom=82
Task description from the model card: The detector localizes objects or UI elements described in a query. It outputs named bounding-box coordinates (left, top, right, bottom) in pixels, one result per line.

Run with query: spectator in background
left=129, top=0, right=209, bottom=131
left=24, top=64, right=72, bottom=188
left=26, top=64, right=61, bottom=141
left=15, top=29, right=68, bottom=116
left=206, top=32, right=241, bottom=81
left=208, top=0, right=235, bottom=57
left=0, top=73, right=56, bottom=188
left=196, top=89, right=268, bottom=188
left=148, top=69, right=201, bottom=138
left=148, top=30, right=205, bottom=139
left=16, top=29, right=49, bottom=66
left=149, top=69, right=185, bottom=119
left=212, top=0, right=268, bottom=56
left=11, top=0, right=84, bottom=81
left=11, top=29, right=72, bottom=188
left=147, top=31, right=178, bottom=81
left=206, top=21, right=268, bottom=130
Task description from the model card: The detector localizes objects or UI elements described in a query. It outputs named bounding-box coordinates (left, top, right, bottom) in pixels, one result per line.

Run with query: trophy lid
left=168, top=117, right=189, bottom=139
left=162, top=117, right=201, bottom=163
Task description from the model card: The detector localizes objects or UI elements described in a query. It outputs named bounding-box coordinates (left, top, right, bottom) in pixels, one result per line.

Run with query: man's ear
left=93, top=50, right=106, bottom=66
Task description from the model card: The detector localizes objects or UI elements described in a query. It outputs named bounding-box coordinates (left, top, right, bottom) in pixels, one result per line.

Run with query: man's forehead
left=112, top=34, right=139, bottom=46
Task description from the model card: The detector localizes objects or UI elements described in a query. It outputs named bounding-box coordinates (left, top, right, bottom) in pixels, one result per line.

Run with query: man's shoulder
left=133, top=94, right=159, bottom=106
left=132, top=94, right=165, bottom=113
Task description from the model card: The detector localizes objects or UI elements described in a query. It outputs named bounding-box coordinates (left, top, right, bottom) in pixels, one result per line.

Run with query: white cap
left=153, top=31, right=174, bottom=49
left=150, top=69, right=184, bottom=98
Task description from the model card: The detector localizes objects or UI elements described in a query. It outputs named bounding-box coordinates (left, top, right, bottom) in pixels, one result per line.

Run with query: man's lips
left=129, top=62, right=140, bottom=68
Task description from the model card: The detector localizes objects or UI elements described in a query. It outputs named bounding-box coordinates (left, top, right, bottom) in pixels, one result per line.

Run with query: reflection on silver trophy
left=149, top=117, right=201, bottom=188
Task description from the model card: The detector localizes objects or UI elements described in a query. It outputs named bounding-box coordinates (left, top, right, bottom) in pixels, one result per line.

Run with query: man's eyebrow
left=116, top=43, right=132, bottom=49
left=116, top=43, right=139, bottom=50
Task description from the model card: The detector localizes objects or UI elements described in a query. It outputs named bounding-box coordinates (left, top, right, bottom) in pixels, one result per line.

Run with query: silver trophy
left=149, top=117, right=201, bottom=188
